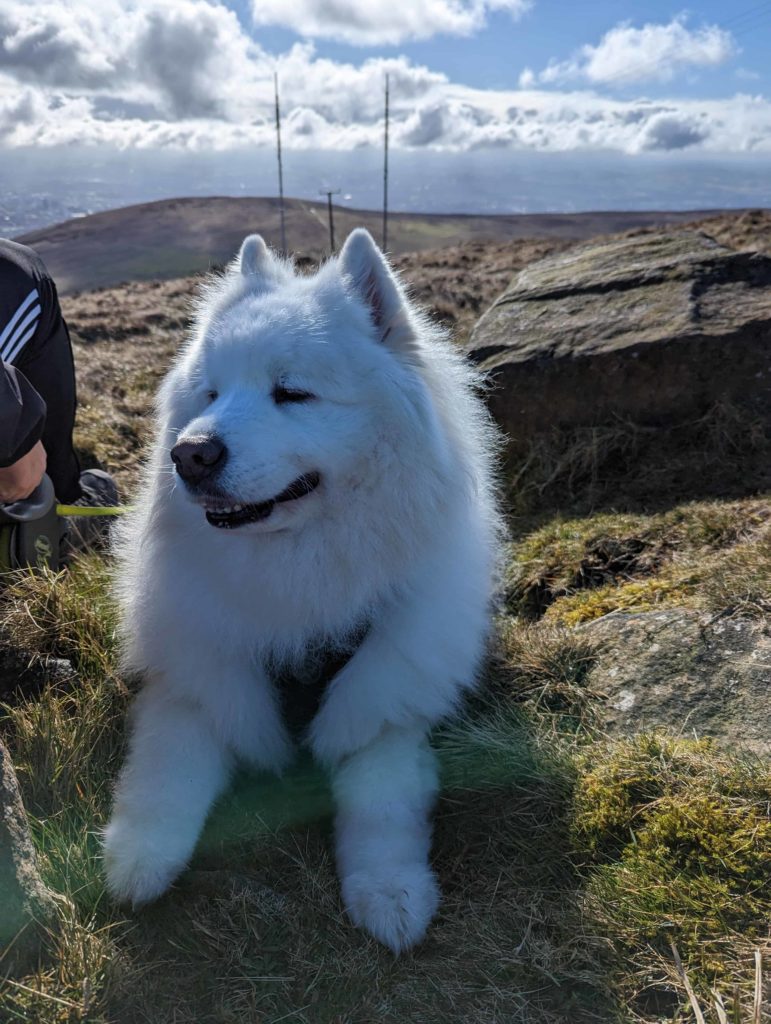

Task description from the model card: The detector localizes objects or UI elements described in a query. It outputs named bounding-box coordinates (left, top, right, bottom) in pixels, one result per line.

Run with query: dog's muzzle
left=203, top=471, right=321, bottom=529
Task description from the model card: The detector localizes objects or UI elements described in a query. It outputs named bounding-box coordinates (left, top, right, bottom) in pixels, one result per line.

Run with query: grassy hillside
left=17, top=196, right=740, bottom=293
left=2, top=547, right=769, bottom=1023
left=1, top=216, right=770, bottom=1022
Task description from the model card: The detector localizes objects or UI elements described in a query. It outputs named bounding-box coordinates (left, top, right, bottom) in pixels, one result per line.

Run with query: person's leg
left=13, top=299, right=118, bottom=554
left=14, top=309, right=81, bottom=503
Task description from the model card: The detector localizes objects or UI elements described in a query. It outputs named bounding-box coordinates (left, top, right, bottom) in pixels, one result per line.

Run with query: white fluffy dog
left=103, top=229, right=503, bottom=952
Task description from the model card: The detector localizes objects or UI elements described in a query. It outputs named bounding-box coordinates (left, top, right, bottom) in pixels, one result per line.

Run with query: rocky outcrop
left=467, top=231, right=771, bottom=448
left=0, top=739, right=59, bottom=966
left=583, top=609, right=771, bottom=755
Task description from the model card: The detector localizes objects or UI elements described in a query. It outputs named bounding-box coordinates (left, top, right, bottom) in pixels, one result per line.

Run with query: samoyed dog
left=103, top=229, right=503, bottom=952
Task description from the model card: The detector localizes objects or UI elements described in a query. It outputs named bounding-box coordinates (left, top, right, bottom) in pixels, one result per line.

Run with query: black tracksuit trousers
left=0, top=239, right=81, bottom=503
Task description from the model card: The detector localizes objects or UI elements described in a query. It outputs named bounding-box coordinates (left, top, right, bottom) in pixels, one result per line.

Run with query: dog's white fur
left=103, top=229, right=504, bottom=952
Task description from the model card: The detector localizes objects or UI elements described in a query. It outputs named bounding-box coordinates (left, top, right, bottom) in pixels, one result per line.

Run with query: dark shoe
left=62, top=469, right=120, bottom=556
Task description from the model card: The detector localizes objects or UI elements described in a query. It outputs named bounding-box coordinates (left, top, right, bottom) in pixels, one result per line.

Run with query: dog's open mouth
left=203, top=471, right=321, bottom=529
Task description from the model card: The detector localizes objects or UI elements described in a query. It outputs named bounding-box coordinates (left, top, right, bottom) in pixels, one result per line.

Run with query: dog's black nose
left=171, top=436, right=227, bottom=484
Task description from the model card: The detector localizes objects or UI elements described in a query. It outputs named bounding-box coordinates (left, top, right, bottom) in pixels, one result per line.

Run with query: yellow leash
left=56, top=504, right=132, bottom=517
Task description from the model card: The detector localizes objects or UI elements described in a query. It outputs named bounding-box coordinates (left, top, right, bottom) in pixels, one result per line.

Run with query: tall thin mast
left=274, top=71, right=287, bottom=254
left=382, top=72, right=389, bottom=251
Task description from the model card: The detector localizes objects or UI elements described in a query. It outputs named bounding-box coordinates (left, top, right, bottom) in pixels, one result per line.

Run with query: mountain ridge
left=16, top=195, right=739, bottom=293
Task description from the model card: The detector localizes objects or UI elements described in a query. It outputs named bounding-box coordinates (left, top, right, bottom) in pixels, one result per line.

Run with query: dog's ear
left=338, top=229, right=418, bottom=359
left=238, top=234, right=272, bottom=276
left=237, top=234, right=291, bottom=289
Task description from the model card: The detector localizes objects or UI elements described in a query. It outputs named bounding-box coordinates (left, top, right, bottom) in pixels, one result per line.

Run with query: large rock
left=467, top=231, right=771, bottom=446
left=0, top=739, right=59, bottom=966
left=583, top=609, right=771, bottom=755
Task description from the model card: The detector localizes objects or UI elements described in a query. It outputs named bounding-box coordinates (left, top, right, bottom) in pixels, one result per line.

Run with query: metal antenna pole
left=274, top=71, right=287, bottom=255
left=382, top=72, right=389, bottom=251
left=319, top=188, right=341, bottom=254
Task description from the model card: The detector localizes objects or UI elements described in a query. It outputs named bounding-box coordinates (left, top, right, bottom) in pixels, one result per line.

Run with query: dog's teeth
left=233, top=504, right=242, bottom=512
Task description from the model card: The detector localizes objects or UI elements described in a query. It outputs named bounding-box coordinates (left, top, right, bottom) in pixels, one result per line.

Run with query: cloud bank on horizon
left=1, top=0, right=769, bottom=156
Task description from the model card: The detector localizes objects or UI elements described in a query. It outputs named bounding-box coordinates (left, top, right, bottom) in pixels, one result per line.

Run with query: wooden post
left=319, top=189, right=341, bottom=254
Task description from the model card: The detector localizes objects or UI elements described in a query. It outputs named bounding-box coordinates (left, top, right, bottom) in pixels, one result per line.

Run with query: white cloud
left=0, top=1, right=125, bottom=88
left=0, top=0, right=266, bottom=119
left=0, top=1, right=769, bottom=157
left=529, top=17, right=736, bottom=87
left=249, top=0, right=529, bottom=46
left=274, top=43, right=447, bottom=124
left=131, top=2, right=259, bottom=118
left=0, top=0, right=448, bottom=122
left=632, top=112, right=711, bottom=152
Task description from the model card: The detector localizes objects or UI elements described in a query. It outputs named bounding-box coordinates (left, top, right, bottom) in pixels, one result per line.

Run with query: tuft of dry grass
left=487, top=619, right=604, bottom=735
left=505, top=401, right=770, bottom=521
left=1, top=556, right=119, bottom=680
left=669, top=942, right=765, bottom=1024
left=700, top=528, right=771, bottom=619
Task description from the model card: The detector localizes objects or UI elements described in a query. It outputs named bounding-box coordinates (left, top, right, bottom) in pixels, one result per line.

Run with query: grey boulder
left=467, top=231, right=771, bottom=448
left=582, top=609, right=771, bottom=755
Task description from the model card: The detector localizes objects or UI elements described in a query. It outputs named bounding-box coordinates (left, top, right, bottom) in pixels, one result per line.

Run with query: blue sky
left=232, top=0, right=770, bottom=98
left=1, top=0, right=771, bottom=156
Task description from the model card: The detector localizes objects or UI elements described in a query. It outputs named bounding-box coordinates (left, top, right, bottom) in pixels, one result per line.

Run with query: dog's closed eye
left=273, top=385, right=315, bottom=405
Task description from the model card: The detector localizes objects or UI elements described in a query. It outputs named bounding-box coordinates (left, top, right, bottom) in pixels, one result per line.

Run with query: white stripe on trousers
left=0, top=288, right=39, bottom=361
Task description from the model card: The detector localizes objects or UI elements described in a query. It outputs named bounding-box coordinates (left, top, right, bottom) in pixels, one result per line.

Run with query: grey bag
left=0, top=474, right=60, bottom=572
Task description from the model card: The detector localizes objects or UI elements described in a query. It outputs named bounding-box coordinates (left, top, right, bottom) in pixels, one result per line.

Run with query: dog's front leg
left=333, top=726, right=440, bottom=952
left=309, top=538, right=490, bottom=765
left=103, top=685, right=232, bottom=907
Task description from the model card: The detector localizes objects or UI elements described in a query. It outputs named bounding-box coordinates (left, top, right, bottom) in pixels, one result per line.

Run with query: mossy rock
left=469, top=232, right=771, bottom=509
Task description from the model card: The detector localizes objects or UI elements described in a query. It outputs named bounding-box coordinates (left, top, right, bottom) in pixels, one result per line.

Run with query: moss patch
left=506, top=498, right=770, bottom=625
left=545, top=571, right=696, bottom=626
left=573, top=735, right=771, bottom=1017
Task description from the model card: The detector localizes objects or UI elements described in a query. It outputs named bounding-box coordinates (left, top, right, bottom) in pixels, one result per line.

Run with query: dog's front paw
left=308, top=683, right=383, bottom=764
left=102, top=816, right=187, bottom=908
left=341, top=863, right=440, bottom=953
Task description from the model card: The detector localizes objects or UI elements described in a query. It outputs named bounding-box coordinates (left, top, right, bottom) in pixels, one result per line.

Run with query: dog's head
left=164, top=229, right=440, bottom=534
